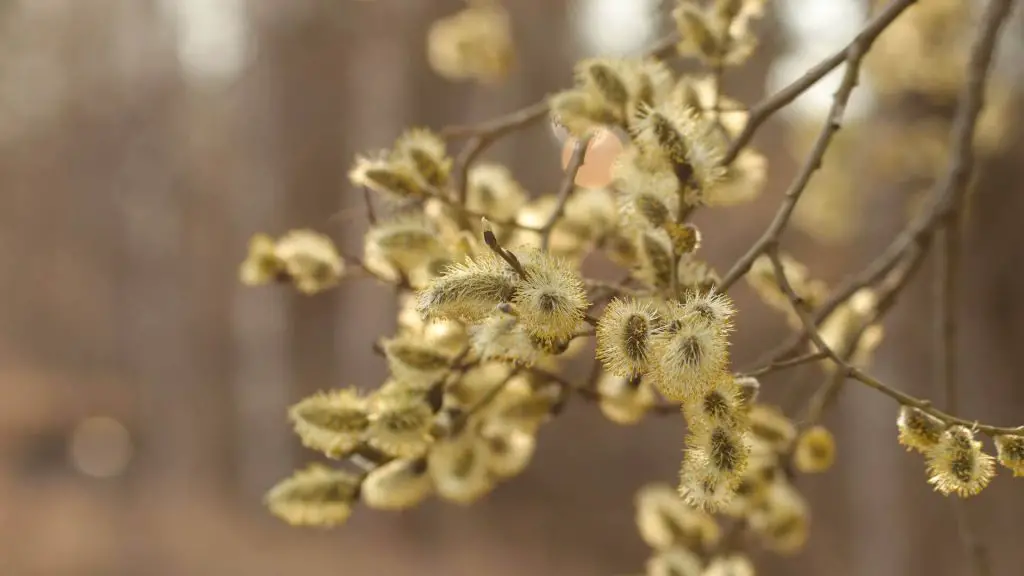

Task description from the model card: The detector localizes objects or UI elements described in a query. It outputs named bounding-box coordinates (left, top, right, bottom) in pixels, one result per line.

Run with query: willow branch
left=717, top=0, right=917, bottom=291
left=720, top=0, right=918, bottom=165
left=541, top=137, right=589, bottom=250
left=766, top=243, right=1022, bottom=437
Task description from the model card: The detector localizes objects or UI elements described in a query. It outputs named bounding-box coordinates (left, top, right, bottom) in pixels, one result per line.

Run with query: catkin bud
left=382, top=336, right=454, bottom=388
left=897, top=405, right=946, bottom=453
left=748, top=480, right=809, bottom=554
left=614, top=146, right=683, bottom=228
left=264, top=464, right=361, bottom=527
left=364, top=217, right=447, bottom=282
left=682, top=374, right=745, bottom=428
left=239, top=233, right=284, bottom=286
left=630, top=103, right=725, bottom=206
left=994, top=433, right=1024, bottom=477
left=638, top=229, right=677, bottom=289
left=574, top=58, right=633, bottom=114
left=549, top=89, right=620, bottom=138
left=629, top=60, right=674, bottom=119
left=366, top=391, right=435, bottom=458
left=513, top=249, right=589, bottom=341
left=747, top=404, right=797, bottom=453
left=687, top=423, right=750, bottom=482
left=360, top=458, right=433, bottom=511
left=665, top=222, right=702, bottom=256
left=733, top=375, right=761, bottom=409
left=490, top=382, right=562, bottom=433
left=747, top=253, right=827, bottom=326
left=349, top=155, right=426, bottom=201
left=417, top=253, right=519, bottom=323
left=428, top=432, right=494, bottom=504
left=596, top=298, right=661, bottom=378
left=480, top=419, right=536, bottom=478
left=678, top=254, right=721, bottom=293
left=597, top=374, right=657, bottom=425
left=427, top=2, right=514, bottom=84
left=714, top=0, right=746, bottom=22
left=926, top=425, right=996, bottom=497
left=274, top=230, right=345, bottom=295
left=674, top=3, right=721, bottom=61
left=650, top=301, right=730, bottom=401
left=679, top=289, right=736, bottom=335
left=678, top=451, right=738, bottom=512
left=635, top=483, right=721, bottom=551
left=466, top=163, right=529, bottom=226
left=391, top=128, right=451, bottom=187
left=469, top=314, right=542, bottom=366
left=289, top=388, right=369, bottom=458
left=792, top=425, right=836, bottom=474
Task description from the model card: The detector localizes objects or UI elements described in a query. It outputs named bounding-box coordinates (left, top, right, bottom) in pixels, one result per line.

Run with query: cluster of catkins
left=265, top=338, right=566, bottom=526
left=897, top=407, right=1024, bottom=498
left=629, top=412, right=840, bottom=575
left=240, top=230, right=344, bottom=295
left=247, top=0, right=784, bottom=533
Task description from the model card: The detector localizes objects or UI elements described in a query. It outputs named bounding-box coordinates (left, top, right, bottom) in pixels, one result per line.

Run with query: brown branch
left=541, top=137, right=589, bottom=251
left=739, top=350, right=828, bottom=379
left=362, top=187, right=377, bottom=225
left=717, top=0, right=917, bottom=292
left=720, top=0, right=918, bottom=165
left=934, top=2, right=1015, bottom=573
left=766, top=243, right=1021, bottom=437
left=483, top=229, right=529, bottom=279
left=937, top=215, right=992, bottom=576
left=798, top=246, right=926, bottom=424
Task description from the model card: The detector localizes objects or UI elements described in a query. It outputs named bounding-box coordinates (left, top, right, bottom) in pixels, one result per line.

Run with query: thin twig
left=798, top=246, right=926, bottom=424
left=766, top=243, right=1022, bottom=437
left=932, top=3, right=1015, bottom=572
left=541, top=137, right=589, bottom=250
left=739, top=350, right=828, bottom=379
left=483, top=229, right=529, bottom=279
left=720, top=0, right=918, bottom=165
left=718, top=0, right=917, bottom=291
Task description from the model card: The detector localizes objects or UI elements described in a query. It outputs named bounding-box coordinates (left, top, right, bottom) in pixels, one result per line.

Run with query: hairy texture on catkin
left=417, top=253, right=519, bottom=323
left=926, top=425, right=995, bottom=498
left=897, top=405, right=946, bottom=453
left=650, top=300, right=730, bottom=401
left=264, top=464, right=361, bottom=527
left=596, top=298, right=661, bottom=378
left=366, top=393, right=435, bottom=459
left=995, top=434, right=1024, bottom=477
left=349, top=155, right=427, bottom=201
left=631, top=102, right=726, bottom=204
left=549, top=89, right=621, bottom=138
left=682, top=373, right=744, bottom=428
left=360, top=458, right=433, bottom=511
left=288, top=388, right=369, bottom=458
left=429, top=432, right=494, bottom=504
left=513, top=249, right=589, bottom=341
left=635, top=483, right=721, bottom=551
left=364, top=217, right=447, bottom=282
left=382, top=336, right=454, bottom=387
left=392, top=128, right=451, bottom=187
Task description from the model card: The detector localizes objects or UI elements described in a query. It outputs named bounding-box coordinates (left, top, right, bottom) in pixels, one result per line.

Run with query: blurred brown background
left=1, top=1, right=1023, bottom=575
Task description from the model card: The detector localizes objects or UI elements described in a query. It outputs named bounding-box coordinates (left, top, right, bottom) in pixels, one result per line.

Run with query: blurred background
left=1, top=0, right=1023, bottom=575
